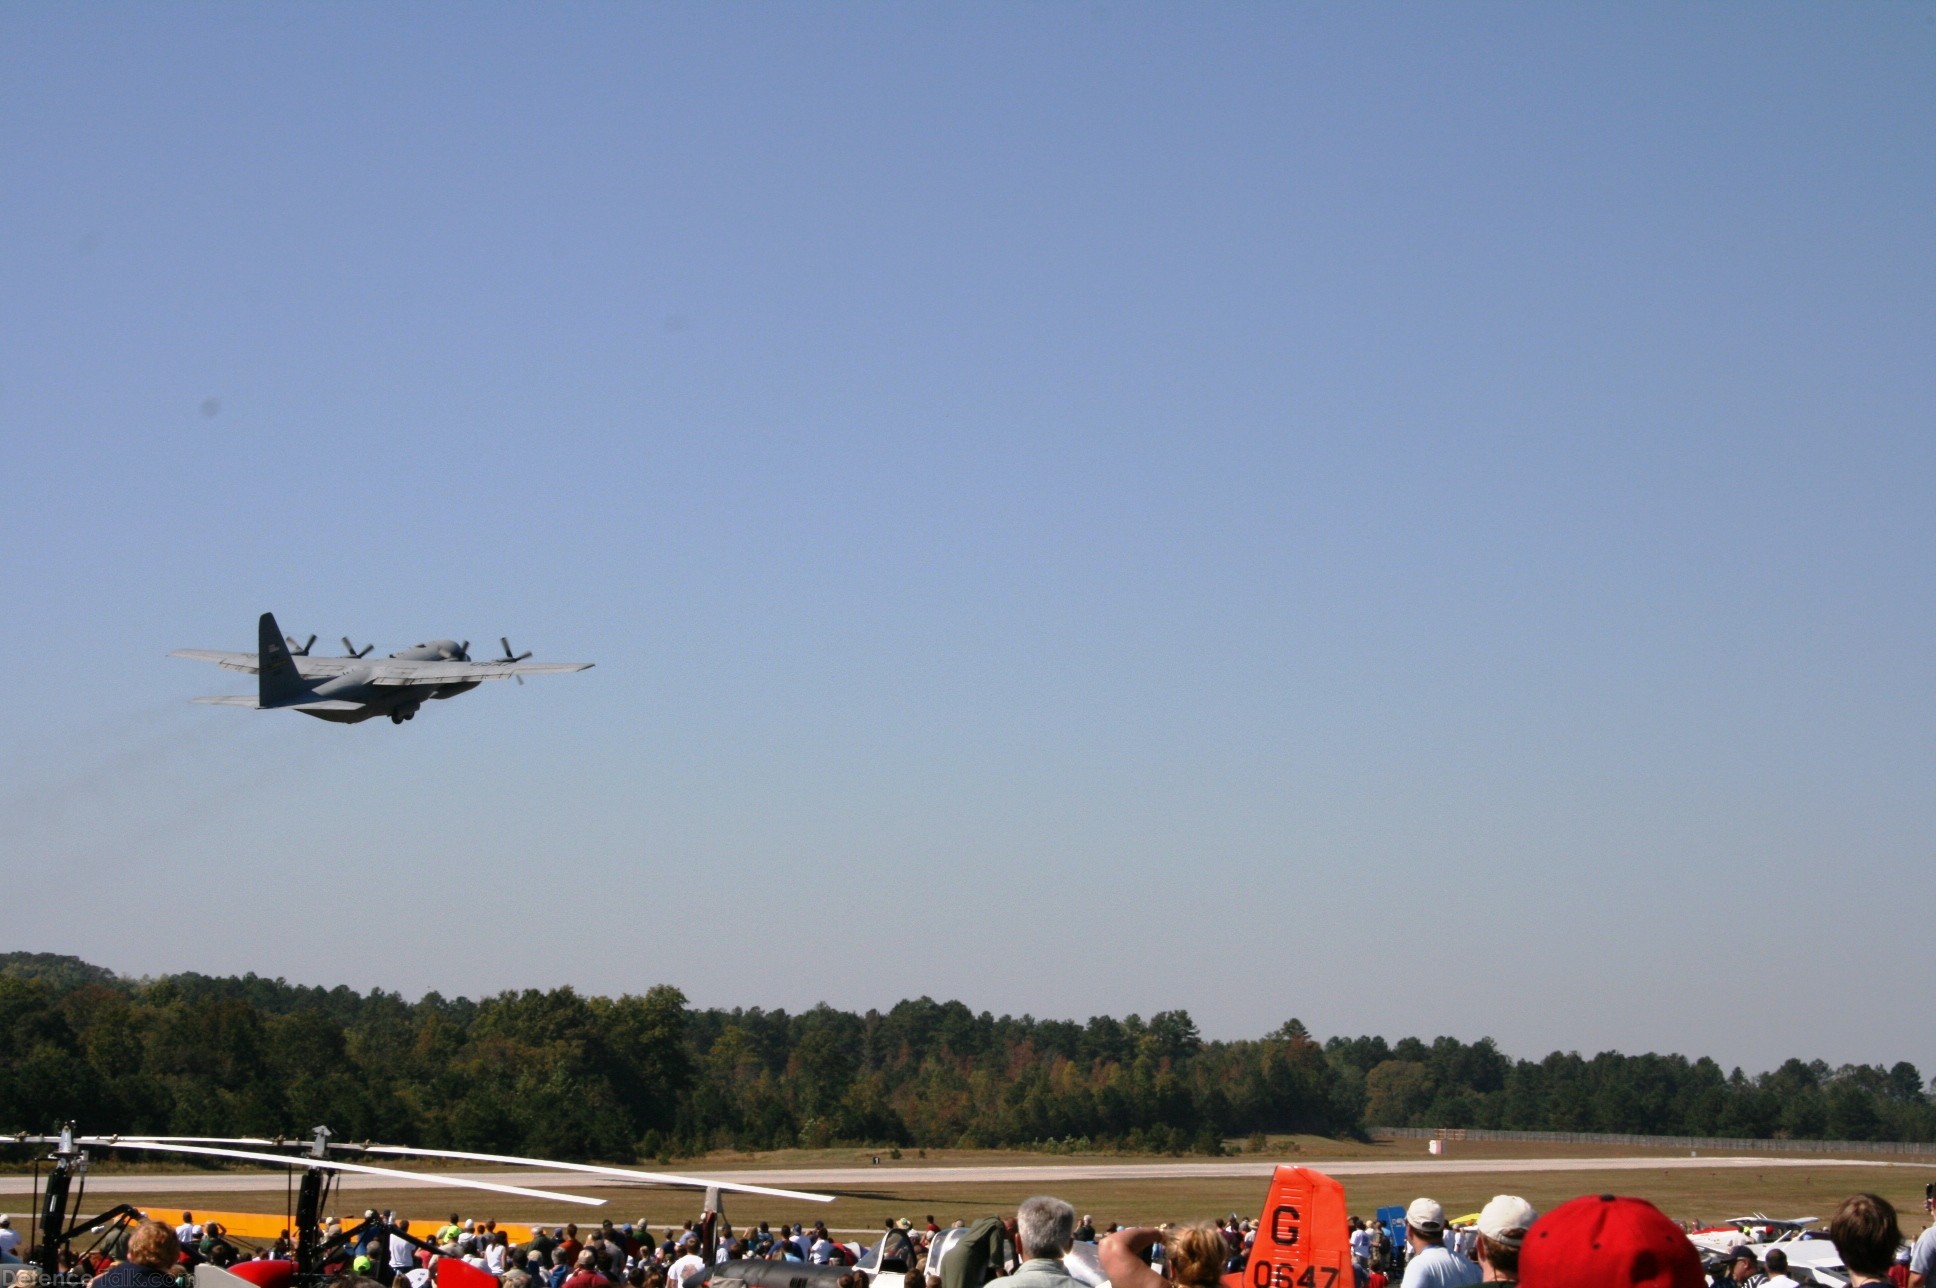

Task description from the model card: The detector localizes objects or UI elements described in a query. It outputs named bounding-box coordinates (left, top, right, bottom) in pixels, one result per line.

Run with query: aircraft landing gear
left=390, top=706, right=417, bottom=724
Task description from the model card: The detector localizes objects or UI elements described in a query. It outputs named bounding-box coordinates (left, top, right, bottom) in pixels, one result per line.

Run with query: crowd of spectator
left=1, top=1184, right=1928, bottom=1288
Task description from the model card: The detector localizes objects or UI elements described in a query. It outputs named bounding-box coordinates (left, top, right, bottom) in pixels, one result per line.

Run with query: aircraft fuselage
left=293, top=675, right=482, bottom=723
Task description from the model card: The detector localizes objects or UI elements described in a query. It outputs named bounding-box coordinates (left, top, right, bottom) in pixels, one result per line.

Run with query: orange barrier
left=110, top=1211, right=543, bottom=1246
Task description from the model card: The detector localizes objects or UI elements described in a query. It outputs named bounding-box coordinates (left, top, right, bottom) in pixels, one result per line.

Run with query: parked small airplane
left=172, top=612, right=592, bottom=724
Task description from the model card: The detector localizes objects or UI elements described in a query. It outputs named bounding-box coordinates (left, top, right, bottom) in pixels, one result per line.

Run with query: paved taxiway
left=0, top=1154, right=1913, bottom=1197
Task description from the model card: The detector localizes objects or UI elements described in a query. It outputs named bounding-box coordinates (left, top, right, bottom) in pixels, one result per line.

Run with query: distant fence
left=1372, top=1126, right=1936, bottom=1158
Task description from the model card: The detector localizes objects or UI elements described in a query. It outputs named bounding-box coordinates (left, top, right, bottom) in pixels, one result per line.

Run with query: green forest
left=1, top=953, right=1927, bottom=1160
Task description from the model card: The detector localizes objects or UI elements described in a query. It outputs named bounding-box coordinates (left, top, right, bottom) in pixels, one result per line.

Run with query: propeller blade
left=342, top=638, right=374, bottom=659
left=458, top=640, right=471, bottom=661
left=352, top=1144, right=835, bottom=1203
left=81, top=1138, right=605, bottom=1206
left=285, top=635, right=316, bottom=656
left=500, top=637, right=534, bottom=663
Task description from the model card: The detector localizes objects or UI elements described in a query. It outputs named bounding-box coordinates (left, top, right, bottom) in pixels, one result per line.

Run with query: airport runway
left=0, top=1153, right=1913, bottom=1197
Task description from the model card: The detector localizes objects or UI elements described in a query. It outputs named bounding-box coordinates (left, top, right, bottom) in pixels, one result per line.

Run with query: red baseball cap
left=1520, top=1195, right=1703, bottom=1288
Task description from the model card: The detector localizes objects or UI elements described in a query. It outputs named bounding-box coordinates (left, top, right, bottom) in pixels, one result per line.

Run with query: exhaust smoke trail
left=0, top=704, right=242, bottom=844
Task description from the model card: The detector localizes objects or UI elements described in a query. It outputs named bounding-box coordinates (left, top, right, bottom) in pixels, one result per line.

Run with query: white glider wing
left=354, top=1144, right=833, bottom=1202
left=75, top=1137, right=605, bottom=1206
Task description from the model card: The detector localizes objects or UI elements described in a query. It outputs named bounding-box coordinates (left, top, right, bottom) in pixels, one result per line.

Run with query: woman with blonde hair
left=1101, top=1223, right=1229, bottom=1288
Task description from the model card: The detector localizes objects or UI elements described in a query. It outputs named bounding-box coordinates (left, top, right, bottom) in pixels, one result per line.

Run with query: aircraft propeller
left=501, top=637, right=532, bottom=683
left=285, top=634, right=316, bottom=655
left=342, top=637, right=374, bottom=658
left=456, top=640, right=471, bottom=661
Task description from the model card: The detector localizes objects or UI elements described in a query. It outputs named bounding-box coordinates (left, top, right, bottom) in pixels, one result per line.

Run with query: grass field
left=18, top=1134, right=1923, bottom=1178
left=34, top=1139, right=1936, bottom=1241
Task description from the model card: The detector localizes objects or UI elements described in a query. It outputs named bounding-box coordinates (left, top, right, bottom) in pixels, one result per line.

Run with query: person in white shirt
left=1399, top=1199, right=1481, bottom=1288
left=1760, top=1248, right=1799, bottom=1288
left=668, top=1244, right=707, bottom=1288
left=390, top=1219, right=418, bottom=1279
left=177, top=1213, right=203, bottom=1248
left=0, top=1215, right=20, bottom=1262
left=1351, top=1222, right=1374, bottom=1288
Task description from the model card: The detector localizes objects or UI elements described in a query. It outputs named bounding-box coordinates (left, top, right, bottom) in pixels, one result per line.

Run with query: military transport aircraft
left=172, top=612, right=592, bottom=724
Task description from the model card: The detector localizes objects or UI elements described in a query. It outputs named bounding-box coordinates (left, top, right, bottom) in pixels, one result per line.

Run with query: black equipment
left=24, top=1125, right=145, bottom=1278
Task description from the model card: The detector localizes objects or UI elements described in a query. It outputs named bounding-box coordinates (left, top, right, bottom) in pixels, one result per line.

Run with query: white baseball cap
left=1406, top=1199, right=1446, bottom=1232
left=1476, top=1196, right=1538, bottom=1248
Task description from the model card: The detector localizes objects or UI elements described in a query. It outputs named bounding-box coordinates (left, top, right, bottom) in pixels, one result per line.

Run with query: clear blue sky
left=2, top=6, right=1930, bottom=1077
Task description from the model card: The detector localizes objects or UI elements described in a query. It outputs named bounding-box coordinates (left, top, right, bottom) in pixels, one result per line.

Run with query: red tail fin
left=1225, top=1167, right=1352, bottom=1288
left=433, top=1260, right=499, bottom=1288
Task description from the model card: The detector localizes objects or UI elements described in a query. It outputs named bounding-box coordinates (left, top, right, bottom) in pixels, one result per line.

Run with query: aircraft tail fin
left=1229, top=1167, right=1350, bottom=1288
left=257, top=612, right=308, bottom=708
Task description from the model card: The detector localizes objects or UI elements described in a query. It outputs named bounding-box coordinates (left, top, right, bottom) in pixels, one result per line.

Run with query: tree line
left=0, top=953, right=1926, bottom=1161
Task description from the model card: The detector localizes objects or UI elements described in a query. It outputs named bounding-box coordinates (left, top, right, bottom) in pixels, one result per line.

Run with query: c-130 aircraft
left=172, top=611, right=592, bottom=724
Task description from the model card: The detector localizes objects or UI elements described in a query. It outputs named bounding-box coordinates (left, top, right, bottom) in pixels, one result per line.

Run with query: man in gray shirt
left=1908, top=1192, right=1936, bottom=1288
left=987, top=1197, right=1082, bottom=1288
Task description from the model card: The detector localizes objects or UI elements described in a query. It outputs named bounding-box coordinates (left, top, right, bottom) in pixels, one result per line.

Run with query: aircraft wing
left=170, top=650, right=361, bottom=677
left=191, top=695, right=363, bottom=711
left=363, top=660, right=594, bottom=685
left=171, top=649, right=259, bottom=673
left=290, top=657, right=360, bottom=675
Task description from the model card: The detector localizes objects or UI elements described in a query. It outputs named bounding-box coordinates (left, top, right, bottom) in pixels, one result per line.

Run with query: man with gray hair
left=987, top=1197, right=1080, bottom=1288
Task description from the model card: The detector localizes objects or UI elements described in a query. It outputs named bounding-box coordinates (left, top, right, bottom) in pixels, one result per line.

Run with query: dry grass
left=31, top=1135, right=1921, bottom=1181
left=652, top=1137, right=1807, bottom=1169
left=61, top=1159, right=1936, bottom=1239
